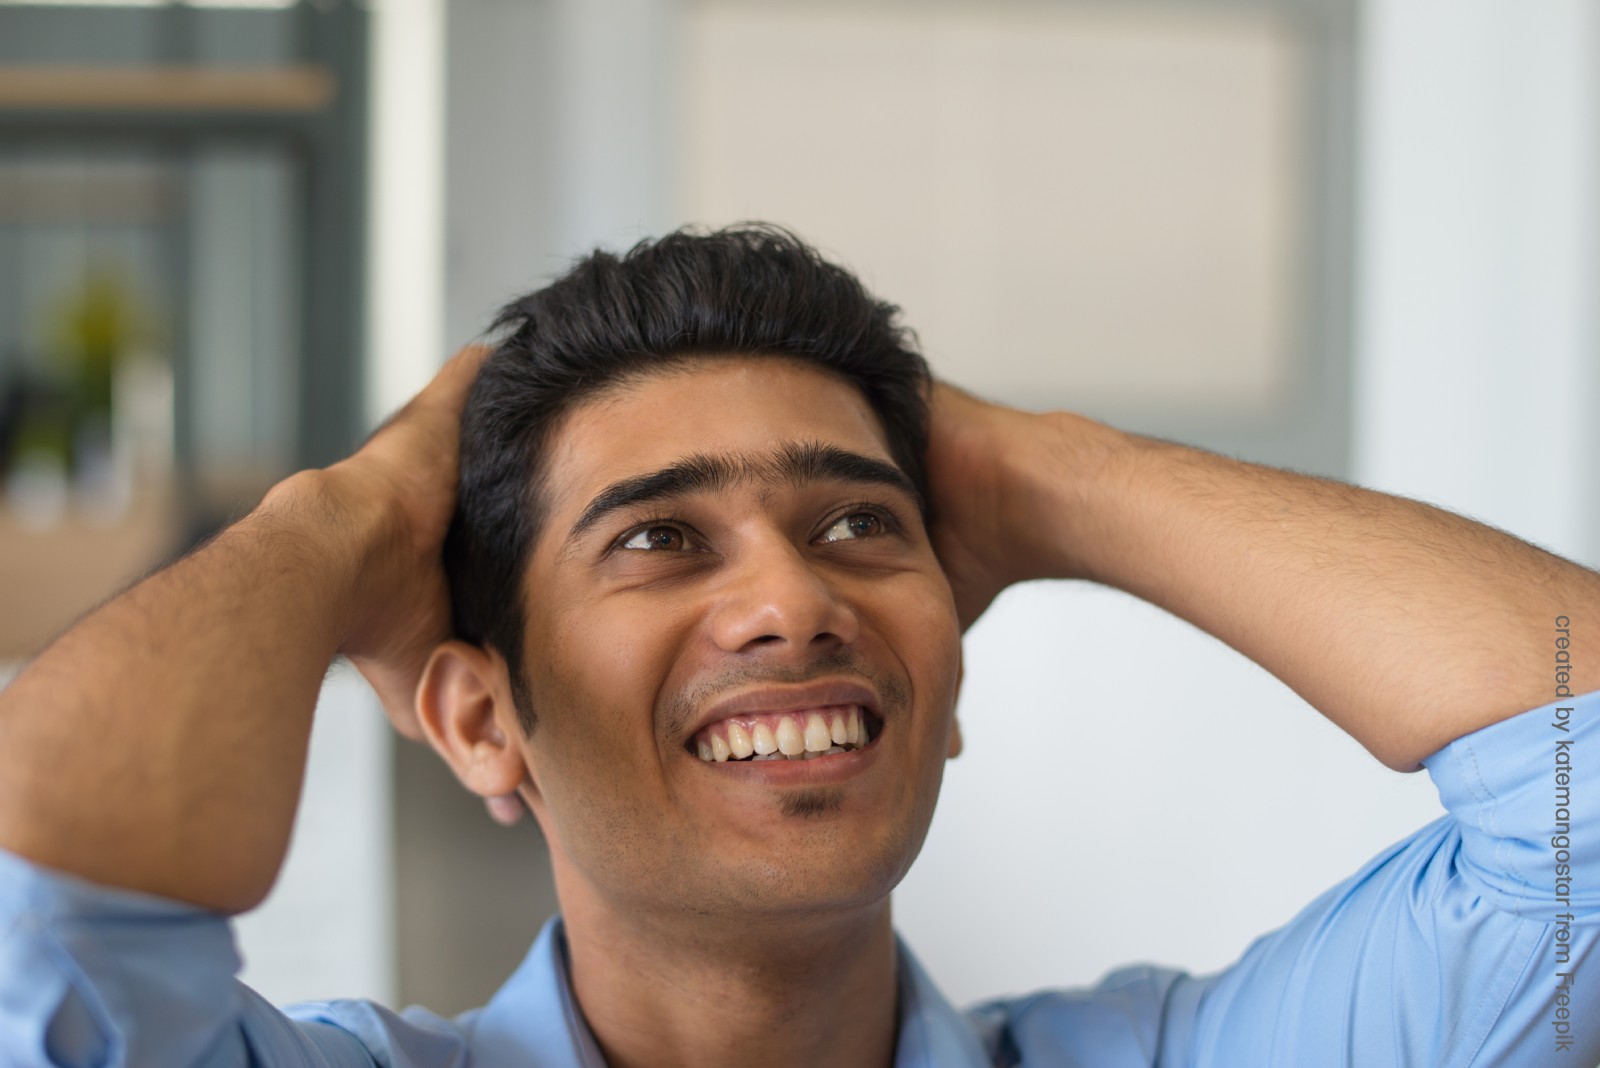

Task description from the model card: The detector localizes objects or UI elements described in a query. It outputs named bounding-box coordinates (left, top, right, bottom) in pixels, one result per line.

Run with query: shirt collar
left=891, top=930, right=997, bottom=1067
left=466, top=916, right=608, bottom=1067
left=468, top=916, right=992, bottom=1067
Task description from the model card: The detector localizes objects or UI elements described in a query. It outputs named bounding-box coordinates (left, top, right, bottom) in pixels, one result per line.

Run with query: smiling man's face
left=511, top=356, right=963, bottom=922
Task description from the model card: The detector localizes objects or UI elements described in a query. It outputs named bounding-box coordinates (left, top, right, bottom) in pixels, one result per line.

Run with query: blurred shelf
left=0, top=484, right=181, bottom=661
left=0, top=65, right=335, bottom=113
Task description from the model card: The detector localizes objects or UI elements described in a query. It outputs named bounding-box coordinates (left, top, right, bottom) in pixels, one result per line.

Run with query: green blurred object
left=12, top=403, right=71, bottom=460
left=46, top=265, right=164, bottom=421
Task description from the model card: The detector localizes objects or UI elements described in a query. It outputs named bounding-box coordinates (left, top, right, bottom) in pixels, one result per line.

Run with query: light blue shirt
left=2, top=690, right=1596, bottom=1067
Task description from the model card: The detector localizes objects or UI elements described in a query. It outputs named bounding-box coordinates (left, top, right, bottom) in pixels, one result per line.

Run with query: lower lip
left=686, top=733, right=882, bottom=785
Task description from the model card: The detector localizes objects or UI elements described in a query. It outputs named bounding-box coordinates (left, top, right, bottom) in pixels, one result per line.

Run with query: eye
left=620, top=525, right=690, bottom=551
left=818, top=511, right=887, bottom=543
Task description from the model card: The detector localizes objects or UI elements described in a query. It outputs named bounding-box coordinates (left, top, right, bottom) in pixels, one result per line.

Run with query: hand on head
left=331, top=344, right=493, bottom=741
left=333, top=345, right=536, bottom=827
left=922, top=380, right=1067, bottom=631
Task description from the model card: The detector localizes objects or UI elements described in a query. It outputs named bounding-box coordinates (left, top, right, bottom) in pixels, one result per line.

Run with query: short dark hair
left=443, top=224, right=932, bottom=732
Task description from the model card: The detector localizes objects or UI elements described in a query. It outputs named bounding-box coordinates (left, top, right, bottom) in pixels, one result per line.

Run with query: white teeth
left=776, top=717, right=806, bottom=756
left=804, top=713, right=831, bottom=752
left=693, top=706, right=877, bottom=763
left=727, top=721, right=754, bottom=759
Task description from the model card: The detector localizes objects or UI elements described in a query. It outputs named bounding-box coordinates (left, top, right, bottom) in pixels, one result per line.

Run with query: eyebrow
left=566, top=440, right=924, bottom=547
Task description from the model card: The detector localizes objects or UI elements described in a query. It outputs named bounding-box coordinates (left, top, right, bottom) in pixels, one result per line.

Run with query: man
left=0, top=225, right=1594, bottom=1067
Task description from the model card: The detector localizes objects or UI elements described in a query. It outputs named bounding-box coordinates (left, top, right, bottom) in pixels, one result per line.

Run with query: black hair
left=443, top=223, right=932, bottom=732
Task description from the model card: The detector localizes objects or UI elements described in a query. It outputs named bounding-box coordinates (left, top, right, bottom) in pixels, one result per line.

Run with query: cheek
left=853, top=571, right=962, bottom=756
left=561, top=606, right=671, bottom=695
left=524, top=597, right=687, bottom=762
left=519, top=606, right=685, bottom=860
left=877, top=573, right=961, bottom=682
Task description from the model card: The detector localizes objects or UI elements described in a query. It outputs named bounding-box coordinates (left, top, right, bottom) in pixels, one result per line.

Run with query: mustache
left=662, top=649, right=908, bottom=737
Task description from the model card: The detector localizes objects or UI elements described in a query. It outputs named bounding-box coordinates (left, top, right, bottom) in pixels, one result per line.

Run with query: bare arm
left=0, top=348, right=484, bottom=914
left=927, top=384, right=1600, bottom=770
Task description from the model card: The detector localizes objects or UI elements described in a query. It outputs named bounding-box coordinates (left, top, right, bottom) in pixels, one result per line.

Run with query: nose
left=708, top=536, right=861, bottom=656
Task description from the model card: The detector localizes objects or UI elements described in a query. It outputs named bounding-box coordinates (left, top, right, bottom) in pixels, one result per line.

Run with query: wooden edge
left=0, top=65, right=337, bottom=112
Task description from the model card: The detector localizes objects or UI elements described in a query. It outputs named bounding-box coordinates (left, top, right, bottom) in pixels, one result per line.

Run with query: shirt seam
left=1456, top=917, right=1544, bottom=1068
left=1458, top=735, right=1531, bottom=917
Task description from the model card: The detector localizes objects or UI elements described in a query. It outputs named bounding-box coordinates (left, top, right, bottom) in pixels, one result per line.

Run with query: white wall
left=894, top=0, right=1600, bottom=1004
left=440, top=0, right=676, bottom=345
left=366, top=0, right=446, bottom=421
left=235, top=667, right=393, bottom=1006
left=894, top=582, right=1443, bottom=1003
left=1353, top=0, right=1599, bottom=560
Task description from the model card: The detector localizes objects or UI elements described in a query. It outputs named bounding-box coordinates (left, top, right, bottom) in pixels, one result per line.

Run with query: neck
left=560, top=894, right=900, bottom=1068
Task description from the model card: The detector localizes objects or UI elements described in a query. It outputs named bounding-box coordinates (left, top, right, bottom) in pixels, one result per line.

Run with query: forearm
left=0, top=471, right=385, bottom=913
left=1030, top=414, right=1600, bottom=770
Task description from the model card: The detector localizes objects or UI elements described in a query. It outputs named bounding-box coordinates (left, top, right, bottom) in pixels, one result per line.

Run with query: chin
left=688, top=820, right=929, bottom=919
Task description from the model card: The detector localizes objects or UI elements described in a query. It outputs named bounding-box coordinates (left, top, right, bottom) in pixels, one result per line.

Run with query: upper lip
left=686, top=679, right=881, bottom=740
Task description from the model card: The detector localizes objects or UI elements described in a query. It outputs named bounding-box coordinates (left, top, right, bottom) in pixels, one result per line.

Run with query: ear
left=415, top=640, right=531, bottom=802
left=946, top=647, right=965, bottom=759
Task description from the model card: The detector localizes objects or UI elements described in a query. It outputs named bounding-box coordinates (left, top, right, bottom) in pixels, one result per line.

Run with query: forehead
left=539, top=357, right=900, bottom=521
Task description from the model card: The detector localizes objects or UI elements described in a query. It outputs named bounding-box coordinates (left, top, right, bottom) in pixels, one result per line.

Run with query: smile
left=689, top=704, right=878, bottom=763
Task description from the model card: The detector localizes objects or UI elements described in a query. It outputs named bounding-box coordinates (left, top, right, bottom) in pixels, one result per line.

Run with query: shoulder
left=281, top=996, right=475, bottom=1067
left=965, top=965, right=1189, bottom=1068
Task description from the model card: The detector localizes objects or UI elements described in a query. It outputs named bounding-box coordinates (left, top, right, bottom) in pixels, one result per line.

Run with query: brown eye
left=819, top=512, right=884, bottom=543
left=622, top=525, right=687, bottom=551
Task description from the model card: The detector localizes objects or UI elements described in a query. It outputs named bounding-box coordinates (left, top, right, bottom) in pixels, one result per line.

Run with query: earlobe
left=416, top=640, right=530, bottom=800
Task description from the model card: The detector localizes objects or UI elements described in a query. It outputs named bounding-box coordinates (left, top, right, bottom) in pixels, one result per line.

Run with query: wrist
left=254, top=468, right=409, bottom=648
left=1006, top=410, right=1135, bottom=583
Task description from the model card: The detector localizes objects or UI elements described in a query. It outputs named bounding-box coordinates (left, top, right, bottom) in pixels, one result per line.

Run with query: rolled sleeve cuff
left=0, top=849, right=244, bottom=1067
left=1421, top=688, right=1600, bottom=921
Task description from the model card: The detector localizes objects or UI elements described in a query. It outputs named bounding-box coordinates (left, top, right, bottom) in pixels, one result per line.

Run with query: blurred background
left=0, top=0, right=1595, bottom=1019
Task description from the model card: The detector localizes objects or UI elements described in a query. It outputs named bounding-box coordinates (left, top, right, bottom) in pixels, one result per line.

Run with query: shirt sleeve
left=0, top=849, right=377, bottom=1068
left=1153, top=688, right=1600, bottom=1068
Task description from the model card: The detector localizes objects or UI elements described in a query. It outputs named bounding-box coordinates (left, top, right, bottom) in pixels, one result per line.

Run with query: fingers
left=352, top=656, right=428, bottom=741
left=356, top=344, right=493, bottom=454
left=927, top=378, right=994, bottom=423
left=924, top=378, right=1022, bottom=631
left=326, top=345, right=494, bottom=749
left=419, top=343, right=494, bottom=416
